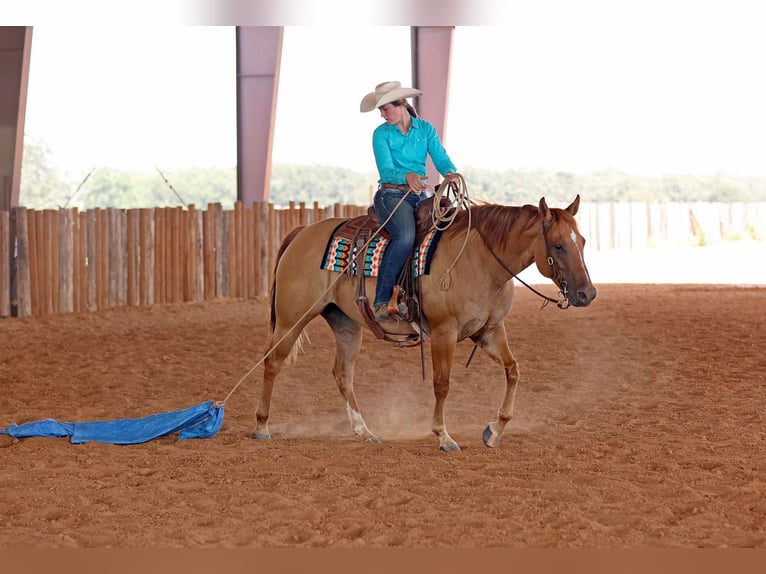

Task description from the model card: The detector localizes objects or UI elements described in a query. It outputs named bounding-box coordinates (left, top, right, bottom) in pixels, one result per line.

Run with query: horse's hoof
left=482, top=425, right=500, bottom=448
left=439, top=442, right=461, bottom=452
left=251, top=432, right=271, bottom=440
left=363, top=436, right=381, bottom=444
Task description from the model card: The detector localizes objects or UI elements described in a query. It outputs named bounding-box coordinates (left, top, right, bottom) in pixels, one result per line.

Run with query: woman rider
left=360, top=81, right=460, bottom=321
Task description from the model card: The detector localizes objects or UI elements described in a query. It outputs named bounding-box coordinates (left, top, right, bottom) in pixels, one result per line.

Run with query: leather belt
left=380, top=183, right=408, bottom=191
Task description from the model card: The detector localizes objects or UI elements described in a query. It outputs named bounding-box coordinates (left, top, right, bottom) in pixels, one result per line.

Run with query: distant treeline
left=20, top=138, right=766, bottom=210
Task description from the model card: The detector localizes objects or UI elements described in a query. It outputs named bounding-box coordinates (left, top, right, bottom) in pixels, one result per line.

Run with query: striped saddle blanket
left=321, top=225, right=442, bottom=278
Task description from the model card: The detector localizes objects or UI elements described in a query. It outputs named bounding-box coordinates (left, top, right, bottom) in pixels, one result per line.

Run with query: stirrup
left=386, top=286, right=408, bottom=319
left=374, top=305, right=390, bottom=322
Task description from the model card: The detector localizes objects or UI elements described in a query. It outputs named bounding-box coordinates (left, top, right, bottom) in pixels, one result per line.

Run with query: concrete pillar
left=236, top=26, right=283, bottom=205
left=411, top=26, right=454, bottom=186
left=0, top=26, right=32, bottom=211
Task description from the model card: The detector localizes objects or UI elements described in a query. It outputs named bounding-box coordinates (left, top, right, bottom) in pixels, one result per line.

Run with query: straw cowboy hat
left=360, top=81, right=423, bottom=112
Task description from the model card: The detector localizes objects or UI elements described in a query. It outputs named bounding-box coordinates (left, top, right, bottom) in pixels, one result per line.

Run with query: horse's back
left=274, top=217, right=350, bottom=290
left=277, top=217, right=346, bottom=264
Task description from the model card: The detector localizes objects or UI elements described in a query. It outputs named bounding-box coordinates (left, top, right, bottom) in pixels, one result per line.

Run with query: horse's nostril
left=577, top=288, right=595, bottom=303
left=578, top=287, right=597, bottom=303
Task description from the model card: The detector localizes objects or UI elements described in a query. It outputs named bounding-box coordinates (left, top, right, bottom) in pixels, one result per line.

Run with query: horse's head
left=534, top=195, right=597, bottom=307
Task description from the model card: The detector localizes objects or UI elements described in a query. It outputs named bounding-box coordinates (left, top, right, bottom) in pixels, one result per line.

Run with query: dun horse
left=254, top=195, right=596, bottom=451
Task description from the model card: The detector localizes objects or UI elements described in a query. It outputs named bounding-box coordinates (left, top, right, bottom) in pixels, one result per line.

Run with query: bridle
left=474, top=219, right=571, bottom=310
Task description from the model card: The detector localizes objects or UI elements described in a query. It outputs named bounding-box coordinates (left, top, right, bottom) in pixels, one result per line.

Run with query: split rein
left=436, top=176, right=570, bottom=310
left=472, top=224, right=571, bottom=310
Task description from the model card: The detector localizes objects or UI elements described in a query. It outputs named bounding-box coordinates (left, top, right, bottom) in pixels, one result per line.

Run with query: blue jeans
left=373, top=187, right=421, bottom=308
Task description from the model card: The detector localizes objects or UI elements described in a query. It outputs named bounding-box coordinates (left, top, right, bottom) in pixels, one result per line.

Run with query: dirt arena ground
left=1, top=283, right=765, bottom=549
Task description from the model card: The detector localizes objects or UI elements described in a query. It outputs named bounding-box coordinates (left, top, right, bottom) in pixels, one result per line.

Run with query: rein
left=464, top=217, right=570, bottom=369
left=473, top=222, right=570, bottom=310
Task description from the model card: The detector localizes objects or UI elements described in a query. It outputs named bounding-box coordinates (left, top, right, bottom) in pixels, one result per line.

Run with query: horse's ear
left=565, top=194, right=581, bottom=216
left=538, top=197, right=554, bottom=229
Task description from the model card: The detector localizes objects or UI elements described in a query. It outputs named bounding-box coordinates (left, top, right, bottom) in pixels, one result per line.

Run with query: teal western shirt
left=372, top=117, right=457, bottom=185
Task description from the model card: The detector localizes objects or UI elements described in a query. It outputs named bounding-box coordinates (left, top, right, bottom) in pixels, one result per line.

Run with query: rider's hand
left=406, top=172, right=427, bottom=193
left=443, top=172, right=460, bottom=186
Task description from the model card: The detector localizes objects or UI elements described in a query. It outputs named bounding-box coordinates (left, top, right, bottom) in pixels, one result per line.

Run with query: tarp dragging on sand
left=0, top=400, right=224, bottom=444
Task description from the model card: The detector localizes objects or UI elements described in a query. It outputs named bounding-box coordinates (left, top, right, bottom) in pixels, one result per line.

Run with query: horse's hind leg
left=253, top=323, right=306, bottom=440
left=322, top=306, right=380, bottom=444
left=473, top=323, right=520, bottom=448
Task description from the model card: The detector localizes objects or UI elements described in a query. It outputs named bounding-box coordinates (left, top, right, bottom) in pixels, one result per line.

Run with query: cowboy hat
left=360, top=81, right=423, bottom=112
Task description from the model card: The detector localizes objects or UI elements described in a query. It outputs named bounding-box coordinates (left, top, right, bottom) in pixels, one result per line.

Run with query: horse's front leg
left=430, top=331, right=460, bottom=452
left=473, top=323, right=520, bottom=448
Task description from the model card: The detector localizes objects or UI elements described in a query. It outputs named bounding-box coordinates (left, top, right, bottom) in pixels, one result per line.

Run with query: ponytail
left=392, top=99, right=418, bottom=118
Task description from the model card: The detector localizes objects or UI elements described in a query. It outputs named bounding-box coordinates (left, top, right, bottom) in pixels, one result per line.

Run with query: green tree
left=19, top=137, right=74, bottom=208
left=18, top=136, right=766, bottom=208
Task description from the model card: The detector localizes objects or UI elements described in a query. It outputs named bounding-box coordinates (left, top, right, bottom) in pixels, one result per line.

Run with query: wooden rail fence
left=1, top=200, right=764, bottom=318
left=0, top=201, right=366, bottom=318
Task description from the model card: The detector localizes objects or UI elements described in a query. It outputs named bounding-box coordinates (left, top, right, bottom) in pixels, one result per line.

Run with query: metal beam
left=411, top=26, right=454, bottom=186
left=0, top=26, right=32, bottom=211
left=236, top=26, right=283, bottom=205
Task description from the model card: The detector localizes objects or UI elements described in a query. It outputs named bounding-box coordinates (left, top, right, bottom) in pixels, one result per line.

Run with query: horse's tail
left=269, top=225, right=309, bottom=365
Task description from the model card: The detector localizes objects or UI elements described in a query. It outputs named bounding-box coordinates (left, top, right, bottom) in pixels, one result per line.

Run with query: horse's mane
left=444, top=203, right=540, bottom=249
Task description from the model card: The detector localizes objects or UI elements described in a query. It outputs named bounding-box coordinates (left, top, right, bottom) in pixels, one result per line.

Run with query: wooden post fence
left=0, top=201, right=763, bottom=318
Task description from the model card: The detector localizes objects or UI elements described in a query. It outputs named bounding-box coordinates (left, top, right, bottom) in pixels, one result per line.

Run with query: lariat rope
left=430, top=173, right=472, bottom=289
left=218, top=175, right=568, bottom=404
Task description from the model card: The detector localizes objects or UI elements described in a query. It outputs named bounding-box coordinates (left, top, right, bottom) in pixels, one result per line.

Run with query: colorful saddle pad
left=321, top=226, right=442, bottom=278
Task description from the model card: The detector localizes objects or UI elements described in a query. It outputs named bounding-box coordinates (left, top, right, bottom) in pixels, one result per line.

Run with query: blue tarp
left=0, top=400, right=224, bottom=444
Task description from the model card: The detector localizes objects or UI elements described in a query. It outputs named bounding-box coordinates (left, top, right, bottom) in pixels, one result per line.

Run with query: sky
left=13, top=0, right=766, bottom=180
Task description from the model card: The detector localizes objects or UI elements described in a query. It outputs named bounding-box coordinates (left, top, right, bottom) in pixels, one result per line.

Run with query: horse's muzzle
left=569, top=284, right=597, bottom=307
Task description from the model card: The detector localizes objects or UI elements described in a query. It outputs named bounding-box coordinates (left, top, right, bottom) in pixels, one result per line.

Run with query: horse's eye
left=555, top=244, right=563, bottom=250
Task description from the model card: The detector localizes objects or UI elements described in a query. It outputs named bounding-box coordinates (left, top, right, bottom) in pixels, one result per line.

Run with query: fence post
left=126, top=209, right=138, bottom=306
left=94, top=208, right=106, bottom=310
left=243, top=203, right=255, bottom=298
left=172, top=207, right=183, bottom=303
left=0, top=210, right=9, bottom=317
left=228, top=204, right=239, bottom=299
left=220, top=208, right=231, bottom=299
left=186, top=204, right=203, bottom=302
left=107, top=208, right=124, bottom=308
left=203, top=204, right=215, bottom=300
left=212, top=203, right=225, bottom=299
left=194, top=205, right=204, bottom=301
left=139, top=208, right=154, bottom=307
left=12, top=207, right=31, bottom=317
left=58, top=208, right=74, bottom=313
left=234, top=202, right=245, bottom=298
left=267, top=203, right=277, bottom=290
left=76, top=210, right=87, bottom=313
left=86, top=210, right=96, bottom=311
left=27, top=209, right=39, bottom=316
left=257, top=201, right=269, bottom=296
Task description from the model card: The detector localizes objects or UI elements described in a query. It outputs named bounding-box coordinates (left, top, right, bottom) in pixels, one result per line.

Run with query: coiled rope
left=431, top=173, right=473, bottom=290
